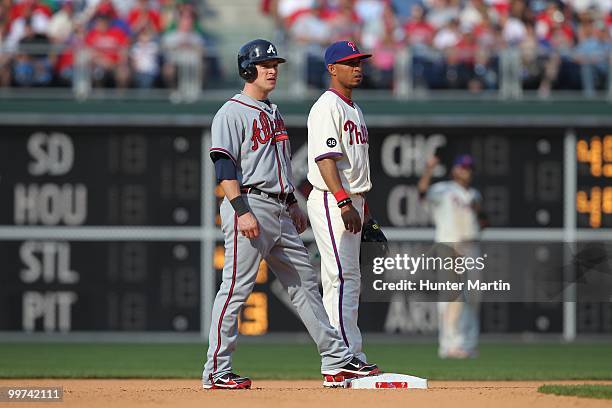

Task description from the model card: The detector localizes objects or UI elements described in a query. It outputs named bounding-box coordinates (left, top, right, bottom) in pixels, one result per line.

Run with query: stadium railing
left=0, top=44, right=610, bottom=102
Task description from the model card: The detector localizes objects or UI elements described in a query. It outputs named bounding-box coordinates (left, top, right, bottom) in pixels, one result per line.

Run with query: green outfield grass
left=538, top=384, right=612, bottom=400
left=0, top=343, right=610, bottom=380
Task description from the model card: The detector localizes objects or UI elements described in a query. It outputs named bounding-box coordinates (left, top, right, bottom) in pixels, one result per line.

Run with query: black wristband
left=230, top=196, right=250, bottom=216
left=286, top=193, right=298, bottom=206
left=337, top=198, right=352, bottom=208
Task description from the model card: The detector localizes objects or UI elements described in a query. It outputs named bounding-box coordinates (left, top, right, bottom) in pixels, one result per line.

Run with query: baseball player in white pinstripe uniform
left=306, top=41, right=374, bottom=363
left=418, top=153, right=483, bottom=359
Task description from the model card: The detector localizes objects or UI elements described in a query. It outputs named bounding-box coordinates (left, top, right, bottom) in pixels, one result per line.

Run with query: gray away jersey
left=210, top=93, right=295, bottom=195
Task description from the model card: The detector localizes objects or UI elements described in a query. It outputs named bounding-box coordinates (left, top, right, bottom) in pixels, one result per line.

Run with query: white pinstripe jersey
left=306, top=89, right=372, bottom=194
left=426, top=181, right=482, bottom=242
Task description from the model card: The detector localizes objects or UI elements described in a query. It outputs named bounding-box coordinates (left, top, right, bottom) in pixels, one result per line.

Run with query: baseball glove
left=361, top=218, right=389, bottom=256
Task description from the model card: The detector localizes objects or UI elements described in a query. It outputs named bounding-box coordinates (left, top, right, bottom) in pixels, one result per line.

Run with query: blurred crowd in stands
left=0, top=0, right=609, bottom=95
left=262, top=0, right=611, bottom=95
left=0, top=0, right=221, bottom=89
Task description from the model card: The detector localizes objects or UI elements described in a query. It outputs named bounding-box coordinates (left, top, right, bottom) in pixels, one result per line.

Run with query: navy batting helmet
left=238, top=39, right=286, bottom=81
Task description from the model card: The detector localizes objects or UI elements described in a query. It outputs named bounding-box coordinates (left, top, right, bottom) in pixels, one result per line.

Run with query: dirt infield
left=3, top=379, right=612, bottom=408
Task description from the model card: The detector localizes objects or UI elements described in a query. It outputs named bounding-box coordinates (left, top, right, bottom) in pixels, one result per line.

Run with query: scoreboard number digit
left=576, top=134, right=612, bottom=228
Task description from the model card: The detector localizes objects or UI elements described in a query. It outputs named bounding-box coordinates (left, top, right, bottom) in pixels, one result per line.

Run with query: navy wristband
left=230, top=196, right=249, bottom=216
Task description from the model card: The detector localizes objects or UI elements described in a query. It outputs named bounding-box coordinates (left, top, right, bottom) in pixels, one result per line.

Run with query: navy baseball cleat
left=321, top=357, right=380, bottom=388
left=203, top=373, right=252, bottom=390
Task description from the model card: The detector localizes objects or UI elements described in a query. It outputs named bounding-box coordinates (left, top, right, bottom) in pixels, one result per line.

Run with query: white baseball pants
left=307, top=189, right=367, bottom=362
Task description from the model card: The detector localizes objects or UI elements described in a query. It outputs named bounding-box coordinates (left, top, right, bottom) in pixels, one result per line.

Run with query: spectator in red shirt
left=473, top=15, right=497, bottom=50
left=85, top=14, right=130, bottom=88
left=278, top=0, right=317, bottom=31
left=6, top=0, right=51, bottom=51
left=456, top=30, right=478, bottom=65
left=8, top=0, right=51, bottom=27
left=285, top=0, right=333, bottom=88
left=55, top=22, right=87, bottom=86
left=456, top=30, right=483, bottom=90
left=81, top=0, right=131, bottom=36
left=161, top=10, right=205, bottom=89
left=325, top=0, right=362, bottom=42
left=288, top=0, right=330, bottom=43
left=128, top=0, right=162, bottom=34
left=403, top=4, right=439, bottom=89
left=93, top=0, right=119, bottom=20
left=535, top=1, right=573, bottom=42
left=404, top=4, right=435, bottom=47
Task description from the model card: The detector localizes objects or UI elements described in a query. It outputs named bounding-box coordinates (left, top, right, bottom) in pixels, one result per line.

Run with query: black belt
left=241, top=187, right=288, bottom=202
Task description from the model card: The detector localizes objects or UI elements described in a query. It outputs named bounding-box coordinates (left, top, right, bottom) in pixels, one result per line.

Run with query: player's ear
left=250, top=64, right=262, bottom=82
left=327, top=63, right=336, bottom=76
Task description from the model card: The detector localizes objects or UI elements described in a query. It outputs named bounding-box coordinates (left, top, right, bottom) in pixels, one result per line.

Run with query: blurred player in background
left=418, top=153, right=485, bottom=359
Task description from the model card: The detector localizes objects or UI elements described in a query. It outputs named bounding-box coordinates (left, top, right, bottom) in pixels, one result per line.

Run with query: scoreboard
left=0, top=127, right=201, bottom=226
left=288, top=126, right=611, bottom=229
left=355, top=126, right=565, bottom=228
left=0, top=241, right=200, bottom=331
left=0, top=124, right=609, bottom=335
left=0, top=127, right=203, bottom=332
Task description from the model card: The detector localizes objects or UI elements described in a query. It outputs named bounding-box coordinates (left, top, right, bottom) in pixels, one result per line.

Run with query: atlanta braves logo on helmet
left=347, top=41, right=357, bottom=52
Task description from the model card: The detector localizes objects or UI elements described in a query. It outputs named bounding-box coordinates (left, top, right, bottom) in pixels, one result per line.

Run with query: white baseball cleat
left=321, top=357, right=380, bottom=388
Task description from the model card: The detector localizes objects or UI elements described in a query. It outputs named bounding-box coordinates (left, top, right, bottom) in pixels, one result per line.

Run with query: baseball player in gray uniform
left=202, top=39, right=379, bottom=390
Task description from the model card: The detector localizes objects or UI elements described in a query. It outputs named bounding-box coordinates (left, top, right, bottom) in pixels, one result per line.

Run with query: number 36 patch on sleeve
left=326, top=138, right=337, bottom=148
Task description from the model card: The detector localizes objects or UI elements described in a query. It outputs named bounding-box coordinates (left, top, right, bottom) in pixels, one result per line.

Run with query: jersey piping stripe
left=315, top=152, right=343, bottom=162
left=229, top=98, right=268, bottom=114
left=212, top=212, right=238, bottom=373
left=323, top=191, right=349, bottom=348
left=273, top=143, right=285, bottom=194
left=327, top=88, right=354, bottom=108
left=229, top=98, right=288, bottom=141
left=282, top=140, right=295, bottom=193
left=210, top=148, right=237, bottom=166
